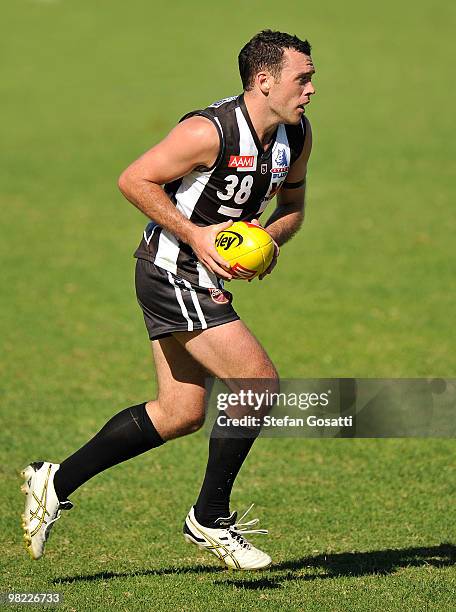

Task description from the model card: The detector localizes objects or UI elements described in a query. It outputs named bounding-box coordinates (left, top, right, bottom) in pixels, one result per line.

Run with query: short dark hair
left=238, top=30, right=312, bottom=91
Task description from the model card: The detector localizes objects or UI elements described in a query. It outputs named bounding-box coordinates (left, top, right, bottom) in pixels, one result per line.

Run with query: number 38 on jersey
left=216, top=175, right=254, bottom=205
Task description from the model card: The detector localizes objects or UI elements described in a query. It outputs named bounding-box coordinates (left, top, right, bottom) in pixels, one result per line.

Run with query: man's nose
left=306, top=83, right=316, bottom=96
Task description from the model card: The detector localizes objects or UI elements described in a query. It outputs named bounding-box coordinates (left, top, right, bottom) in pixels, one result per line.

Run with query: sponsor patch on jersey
left=270, top=166, right=289, bottom=177
left=270, top=147, right=289, bottom=178
left=209, top=288, right=232, bottom=304
left=228, top=155, right=256, bottom=170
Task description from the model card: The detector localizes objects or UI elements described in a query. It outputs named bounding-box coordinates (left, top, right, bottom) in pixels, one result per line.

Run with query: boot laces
left=228, top=504, right=268, bottom=550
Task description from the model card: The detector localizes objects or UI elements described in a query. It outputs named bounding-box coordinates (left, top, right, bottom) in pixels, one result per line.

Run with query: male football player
left=21, top=30, right=315, bottom=570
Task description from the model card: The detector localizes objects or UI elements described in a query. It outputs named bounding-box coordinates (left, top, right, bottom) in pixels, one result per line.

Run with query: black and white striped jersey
left=134, top=94, right=307, bottom=288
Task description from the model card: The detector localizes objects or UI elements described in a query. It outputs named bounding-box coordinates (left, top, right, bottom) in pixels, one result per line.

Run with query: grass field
left=2, top=1, right=455, bottom=610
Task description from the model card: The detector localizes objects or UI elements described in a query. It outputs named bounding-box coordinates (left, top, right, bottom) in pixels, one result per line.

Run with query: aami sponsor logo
left=215, top=231, right=244, bottom=251
left=228, top=155, right=256, bottom=169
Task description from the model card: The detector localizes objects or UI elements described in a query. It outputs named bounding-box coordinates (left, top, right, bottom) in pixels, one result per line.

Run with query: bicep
left=119, top=116, right=220, bottom=186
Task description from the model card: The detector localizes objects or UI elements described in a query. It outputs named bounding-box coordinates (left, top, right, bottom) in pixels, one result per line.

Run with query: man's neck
left=243, top=91, right=280, bottom=149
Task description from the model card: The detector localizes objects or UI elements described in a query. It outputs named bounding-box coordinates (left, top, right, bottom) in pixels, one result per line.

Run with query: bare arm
left=118, top=116, right=233, bottom=279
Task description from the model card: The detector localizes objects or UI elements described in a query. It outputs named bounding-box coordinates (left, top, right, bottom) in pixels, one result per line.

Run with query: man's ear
left=257, top=72, right=271, bottom=94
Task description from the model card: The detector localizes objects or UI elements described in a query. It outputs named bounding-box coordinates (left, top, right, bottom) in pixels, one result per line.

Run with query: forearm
left=263, top=202, right=305, bottom=246
left=119, top=176, right=233, bottom=278
left=119, top=178, right=196, bottom=244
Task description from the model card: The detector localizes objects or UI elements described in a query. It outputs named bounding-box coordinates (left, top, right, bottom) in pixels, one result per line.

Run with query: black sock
left=53, top=402, right=164, bottom=500
left=193, top=420, right=260, bottom=527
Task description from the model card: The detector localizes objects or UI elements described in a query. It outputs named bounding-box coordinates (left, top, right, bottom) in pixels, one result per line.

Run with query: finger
left=213, top=264, right=233, bottom=280
left=211, top=248, right=231, bottom=270
left=270, top=239, right=280, bottom=257
left=250, top=218, right=261, bottom=226
left=268, top=258, right=278, bottom=274
left=214, top=219, right=233, bottom=232
left=204, top=256, right=232, bottom=279
left=259, top=256, right=278, bottom=280
left=202, top=259, right=232, bottom=279
left=195, top=245, right=230, bottom=270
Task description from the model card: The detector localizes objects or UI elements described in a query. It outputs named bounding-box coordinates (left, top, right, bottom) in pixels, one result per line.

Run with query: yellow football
left=215, top=221, right=274, bottom=280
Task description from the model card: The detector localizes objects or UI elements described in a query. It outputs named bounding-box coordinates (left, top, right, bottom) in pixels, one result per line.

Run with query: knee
left=152, top=396, right=206, bottom=440
left=183, top=410, right=206, bottom=434
left=175, top=396, right=206, bottom=435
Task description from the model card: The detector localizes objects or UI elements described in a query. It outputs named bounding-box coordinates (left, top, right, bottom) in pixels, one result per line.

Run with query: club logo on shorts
left=228, top=155, right=256, bottom=170
left=173, top=277, right=188, bottom=290
left=209, top=288, right=232, bottom=304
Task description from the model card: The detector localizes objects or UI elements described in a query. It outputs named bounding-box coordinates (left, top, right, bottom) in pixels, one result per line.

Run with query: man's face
left=268, top=49, right=316, bottom=124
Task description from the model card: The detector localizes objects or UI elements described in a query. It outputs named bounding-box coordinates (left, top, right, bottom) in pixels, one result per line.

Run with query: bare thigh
left=174, top=319, right=278, bottom=382
left=174, top=320, right=279, bottom=423
left=146, top=335, right=209, bottom=441
left=148, top=321, right=278, bottom=438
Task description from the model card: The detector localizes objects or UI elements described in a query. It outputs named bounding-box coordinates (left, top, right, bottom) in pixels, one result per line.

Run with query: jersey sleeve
left=285, top=117, right=307, bottom=166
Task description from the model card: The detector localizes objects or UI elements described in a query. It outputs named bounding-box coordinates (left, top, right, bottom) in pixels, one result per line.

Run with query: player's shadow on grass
left=277, top=543, right=456, bottom=577
left=53, top=543, right=455, bottom=588
left=221, top=543, right=456, bottom=591
left=52, top=564, right=223, bottom=584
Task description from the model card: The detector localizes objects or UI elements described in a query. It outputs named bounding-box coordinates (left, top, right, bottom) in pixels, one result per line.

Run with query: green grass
left=2, top=0, right=455, bottom=610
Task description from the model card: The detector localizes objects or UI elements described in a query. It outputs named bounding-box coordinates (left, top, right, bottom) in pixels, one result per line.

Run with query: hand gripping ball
left=215, top=221, right=274, bottom=280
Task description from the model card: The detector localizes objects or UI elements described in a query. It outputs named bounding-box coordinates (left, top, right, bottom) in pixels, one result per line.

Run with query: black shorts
left=135, top=258, right=239, bottom=340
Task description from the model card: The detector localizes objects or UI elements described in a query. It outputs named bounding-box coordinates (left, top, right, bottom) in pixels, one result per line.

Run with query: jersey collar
left=238, top=94, right=277, bottom=159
